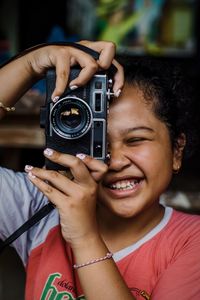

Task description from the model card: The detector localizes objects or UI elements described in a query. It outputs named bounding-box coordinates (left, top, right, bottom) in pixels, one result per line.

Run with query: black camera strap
left=0, top=202, right=54, bottom=254
left=0, top=41, right=116, bottom=254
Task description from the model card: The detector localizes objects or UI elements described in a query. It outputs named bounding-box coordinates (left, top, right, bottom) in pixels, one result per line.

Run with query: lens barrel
left=50, top=96, right=93, bottom=139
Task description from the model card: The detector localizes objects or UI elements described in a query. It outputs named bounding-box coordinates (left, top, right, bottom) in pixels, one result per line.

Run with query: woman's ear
left=172, top=133, right=186, bottom=173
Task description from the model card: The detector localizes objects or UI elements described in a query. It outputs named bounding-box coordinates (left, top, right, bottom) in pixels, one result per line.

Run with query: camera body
left=40, top=67, right=114, bottom=170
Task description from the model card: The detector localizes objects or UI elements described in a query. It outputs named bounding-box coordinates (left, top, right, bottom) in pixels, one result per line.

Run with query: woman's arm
left=0, top=41, right=124, bottom=118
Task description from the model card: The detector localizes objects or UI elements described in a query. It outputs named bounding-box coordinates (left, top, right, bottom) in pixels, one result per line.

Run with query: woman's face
left=98, top=84, right=181, bottom=218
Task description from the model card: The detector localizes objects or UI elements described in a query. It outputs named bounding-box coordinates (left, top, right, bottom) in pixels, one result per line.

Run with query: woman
left=1, top=41, right=200, bottom=299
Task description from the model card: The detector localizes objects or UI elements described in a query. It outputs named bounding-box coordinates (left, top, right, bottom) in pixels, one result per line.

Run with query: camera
left=40, top=67, right=115, bottom=170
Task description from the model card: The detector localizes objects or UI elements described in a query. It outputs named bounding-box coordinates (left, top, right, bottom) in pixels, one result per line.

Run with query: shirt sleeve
left=0, top=167, right=49, bottom=263
left=151, top=219, right=200, bottom=300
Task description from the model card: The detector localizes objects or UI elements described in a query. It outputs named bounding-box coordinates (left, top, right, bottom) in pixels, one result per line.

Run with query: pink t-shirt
left=25, top=207, right=200, bottom=300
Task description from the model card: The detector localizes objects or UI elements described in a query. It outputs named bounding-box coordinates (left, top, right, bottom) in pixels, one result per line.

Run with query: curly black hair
left=117, top=55, right=199, bottom=159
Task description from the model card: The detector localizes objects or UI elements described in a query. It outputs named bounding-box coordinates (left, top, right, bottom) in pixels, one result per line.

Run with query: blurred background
left=0, top=0, right=199, bottom=298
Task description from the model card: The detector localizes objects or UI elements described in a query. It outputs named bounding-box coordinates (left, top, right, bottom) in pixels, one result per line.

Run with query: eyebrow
left=107, top=126, right=155, bottom=139
left=124, top=126, right=155, bottom=134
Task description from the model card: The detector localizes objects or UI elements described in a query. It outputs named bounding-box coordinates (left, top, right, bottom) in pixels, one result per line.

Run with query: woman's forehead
left=110, top=84, right=154, bottom=115
left=107, top=85, right=167, bottom=134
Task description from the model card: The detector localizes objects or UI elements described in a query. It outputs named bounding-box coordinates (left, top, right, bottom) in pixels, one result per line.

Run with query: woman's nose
left=107, top=146, right=131, bottom=171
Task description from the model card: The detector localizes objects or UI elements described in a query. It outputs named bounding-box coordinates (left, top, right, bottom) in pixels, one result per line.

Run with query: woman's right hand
left=25, top=150, right=108, bottom=248
left=25, top=40, right=124, bottom=100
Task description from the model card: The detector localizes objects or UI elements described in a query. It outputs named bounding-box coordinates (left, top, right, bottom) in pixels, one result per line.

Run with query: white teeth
left=109, top=179, right=140, bottom=190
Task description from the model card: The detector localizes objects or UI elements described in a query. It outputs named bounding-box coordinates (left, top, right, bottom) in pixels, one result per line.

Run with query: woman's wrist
left=71, top=233, right=110, bottom=264
left=21, top=51, right=43, bottom=80
left=70, top=231, right=104, bottom=251
left=71, top=234, right=135, bottom=299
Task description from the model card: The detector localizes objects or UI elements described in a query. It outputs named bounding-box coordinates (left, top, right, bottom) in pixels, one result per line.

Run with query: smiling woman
left=23, top=55, right=200, bottom=300
left=97, top=57, right=196, bottom=223
left=0, top=42, right=200, bottom=300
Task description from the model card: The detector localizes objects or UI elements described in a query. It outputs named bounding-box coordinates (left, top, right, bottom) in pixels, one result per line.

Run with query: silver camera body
left=40, top=67, right=114, bottom=170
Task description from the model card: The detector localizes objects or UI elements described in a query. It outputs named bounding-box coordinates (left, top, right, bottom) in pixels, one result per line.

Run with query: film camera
left=40, top=67, right=115, bottom=170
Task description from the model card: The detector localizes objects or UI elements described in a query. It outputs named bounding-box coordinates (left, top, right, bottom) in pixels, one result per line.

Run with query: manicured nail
left=76, top=153, right=86, bottom=160
left=28, top=172, right=36, bottom=179
left=44, top=148, right=54, bottom=156
left=114, top=89, right=121, bottom=98
left=69, top=85, right=78, bottom=90
left=52, top=96, right=59, bottom=103
left=25, top=165, right=33, bottom=171
left=106, top=153, right=111, bottom=160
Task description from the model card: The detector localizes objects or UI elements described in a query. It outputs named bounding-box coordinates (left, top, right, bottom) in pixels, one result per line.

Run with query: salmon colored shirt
left=24, top=207, right=200, bottom=300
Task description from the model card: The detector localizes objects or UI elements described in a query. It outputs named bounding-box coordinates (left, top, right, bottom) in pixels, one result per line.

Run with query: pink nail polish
left=25, top=165, right=33, bottom=171
left=114, top=89, right=121, bottom=98
left=44, top=148, right=54, bottom=156
left=69, top=85, right=78, bottom=90
left=76, top=153, right=86, bottom=160
left=52, top=96, right=59, bottom=103
left=28, top=172, right=36, bottom=179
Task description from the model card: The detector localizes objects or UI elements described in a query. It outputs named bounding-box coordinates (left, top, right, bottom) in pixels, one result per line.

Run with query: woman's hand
left=25, top=149, right=108, bottom=249
left=0, top=40, right=123, bottom=119
left=25, top=40, right=124, bottom=100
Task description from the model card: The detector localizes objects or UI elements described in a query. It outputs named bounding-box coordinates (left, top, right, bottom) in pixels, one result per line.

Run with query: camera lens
left=60, top=107, right=82, bottom=128
left=50, top=96, right=93, bottom=139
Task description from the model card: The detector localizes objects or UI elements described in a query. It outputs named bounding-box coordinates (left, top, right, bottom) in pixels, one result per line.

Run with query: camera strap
left=0, top=41, right=116, bottom=254
left=0, top=202, right=54, bottom=254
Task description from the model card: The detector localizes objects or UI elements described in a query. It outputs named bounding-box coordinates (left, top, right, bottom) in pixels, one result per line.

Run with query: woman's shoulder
left=172, top=207, right=200, bottom=224
left=165, top=207, right=200, bottom=241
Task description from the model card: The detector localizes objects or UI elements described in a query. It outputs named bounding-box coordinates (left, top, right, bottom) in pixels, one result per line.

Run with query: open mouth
left=106, top=178, right=142, bottom=191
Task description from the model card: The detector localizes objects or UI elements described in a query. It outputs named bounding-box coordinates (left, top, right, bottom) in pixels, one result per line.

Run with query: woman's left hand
left=24, top=149, right=108, bottom=249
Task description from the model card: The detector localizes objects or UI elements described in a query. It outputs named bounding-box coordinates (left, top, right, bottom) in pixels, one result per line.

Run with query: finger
left=91, top=41, right=116, bottom=70
left=96, top=43, right=124, bottom=94
left=68, top=54, right=99, bottom=87
left=25, top=165, right=74, bottom=192
left=50, top=49, right=71, bottom=100
left=25, top=165, right=77, bottom=195
left=43, top=149, right=95, bottom=185
left=51, top=47, right=98, bottom=99
left=26, top=171, right=68, bottom=208
left=51, top=47, right=98, bottom=98
left=78, top=40, right=124, bottom=94
left=112, top=60, right=124, bottom=94
left=76, top=154, right=108, bottom=182
left=78, top=40, right=115, bottom=69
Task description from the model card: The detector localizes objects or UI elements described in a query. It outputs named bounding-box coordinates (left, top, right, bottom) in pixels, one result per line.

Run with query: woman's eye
left=127, top=137, right=146, bottom=144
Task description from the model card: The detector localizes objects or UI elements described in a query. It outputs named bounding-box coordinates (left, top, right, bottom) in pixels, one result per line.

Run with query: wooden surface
left=0, top=115, right=44, bottom=148
left=0, top=92, right=45, bottom=148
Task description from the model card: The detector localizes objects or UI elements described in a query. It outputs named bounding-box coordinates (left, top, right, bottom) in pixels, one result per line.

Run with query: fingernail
left=69, top=85, right=78, bottom=90
left=52, top=96, right=59, bottom=103
left=44, top=148, right=54, bottom=156
left=25, top=165, right=33, bottom=171
left=28, top=172, right=36, bottom=179
left=76, top=153, right=86, bottom=160
left=114, top=89, right=121, bottom=98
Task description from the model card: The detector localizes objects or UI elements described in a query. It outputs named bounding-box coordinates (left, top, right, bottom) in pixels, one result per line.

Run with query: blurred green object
left=97, top=0, right=126, bottom=17
left=98, top=11, right=143, bottom=45
left=96, top=0, right=144, bottom=46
